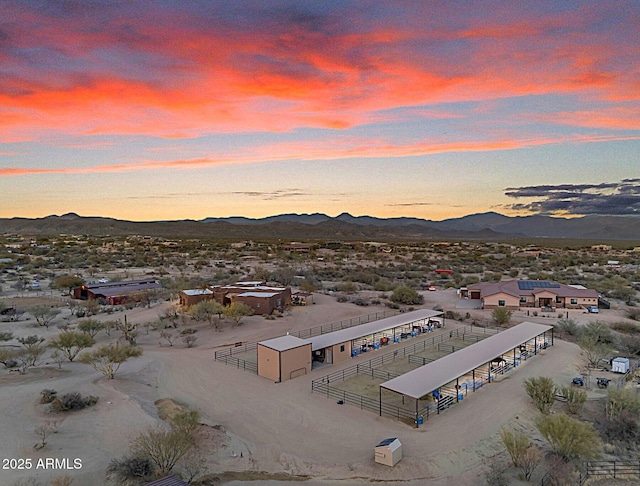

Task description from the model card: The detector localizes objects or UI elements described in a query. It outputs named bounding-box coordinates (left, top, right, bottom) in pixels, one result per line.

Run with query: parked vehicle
left=572, top=377, right=585, bottom=386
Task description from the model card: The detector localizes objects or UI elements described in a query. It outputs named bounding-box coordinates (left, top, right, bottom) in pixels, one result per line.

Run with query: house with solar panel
left=462, top=280, right=599, bottom=310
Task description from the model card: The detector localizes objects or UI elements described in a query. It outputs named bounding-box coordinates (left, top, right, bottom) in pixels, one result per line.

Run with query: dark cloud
left=231, top=189, right=310, bottom=200
left=504, top=179, right=640, bottom=215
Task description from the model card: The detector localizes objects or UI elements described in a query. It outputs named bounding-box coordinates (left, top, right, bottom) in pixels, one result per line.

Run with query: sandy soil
left=0, top=290, right=636, bottom=485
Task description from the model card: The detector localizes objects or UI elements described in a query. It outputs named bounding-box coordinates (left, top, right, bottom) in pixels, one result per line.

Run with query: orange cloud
left=4, top=132, right=638, bottom=178
left=0, top=2, right=638, bottom=146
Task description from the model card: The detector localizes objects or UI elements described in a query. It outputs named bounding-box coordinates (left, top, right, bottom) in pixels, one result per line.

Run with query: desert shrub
left=554, top=318, right=580, bottom=337
left=536, top=413, right=601, bottom=461
left=336, top=295, right=349, bottom=303
left=499, top=427, right=529, bottom=467
left=444, top=310, right=462, bottom=320
left=50, top=392, right=98, bottom=412
left=519, top=446, right=542, bottom=481
left=542, top=456, right=580, bottom=486
left=582, top=320, right=617, bottom=346
left=40, top=389, right=58, bottom=404
left=626, top=307, right=640, bottom=321
left=523, top=377, right=556, bottom=414
left=483, top=456, right=508, bottom=486
left=492, top=307, right=512, bottom=326
left=179, top=328, right=197, bottom=335
left=557, top=386, right=587, bottom=414
left=606, top=388, right=640, bottom=420
left=390, top=286, right=424, bottom=305
left=337, top=281, right=357, bottom=294
left=610, top=321, right=640, bottom=335
left=532, top=311, right=538, bottom=317
left=353, top=298, right=369, bottom=306
left=597, top=410, right=640, bottom=446
left=106, top=455, right=155, bottom=485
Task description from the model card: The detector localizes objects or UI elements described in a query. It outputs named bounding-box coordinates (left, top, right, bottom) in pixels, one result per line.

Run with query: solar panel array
left=518, top=281, right=561, bottom=290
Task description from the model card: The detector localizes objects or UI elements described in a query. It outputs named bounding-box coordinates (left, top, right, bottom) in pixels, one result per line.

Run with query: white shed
left=375, top=438, right=402, bottom=467
left=612, top=357, right=630, bottom=374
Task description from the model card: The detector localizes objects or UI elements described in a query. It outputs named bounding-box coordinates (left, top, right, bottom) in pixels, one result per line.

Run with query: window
left=498, top=300, right=506, bottom=307
left=520, top=297, right=527, bottom=303
left=340, top=345, right=345, bottom=352
left=570, top=298, right=577, bottom=305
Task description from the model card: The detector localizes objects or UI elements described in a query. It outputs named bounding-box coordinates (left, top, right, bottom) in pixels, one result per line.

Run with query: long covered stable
left=380, top=322, right=553, bottom=427
left=257, top=309, right=443, bottom=382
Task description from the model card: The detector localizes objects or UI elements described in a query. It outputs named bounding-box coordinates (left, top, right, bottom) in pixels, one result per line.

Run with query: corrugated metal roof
left=259, top=335, right=310, bottom=351
left=380, top=322, right=552, bottom=399
left=182, top=289, right=213, bottom=296
left=145, top=475, right=189, bottom=486
left=235, top=291, right=279, bottom=298
left=309, top=309, right=443, bottom=351
left=89, top=281, right=161, bottom=297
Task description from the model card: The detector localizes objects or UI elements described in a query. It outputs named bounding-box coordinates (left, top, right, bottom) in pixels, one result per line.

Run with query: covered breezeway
left=308, top=309, right=444, bottom=368
left=379, top=322, right=553, bottom=427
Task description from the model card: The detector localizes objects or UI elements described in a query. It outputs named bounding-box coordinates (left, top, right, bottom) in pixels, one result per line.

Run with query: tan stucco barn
left=257, top=335, right=312, bottom=382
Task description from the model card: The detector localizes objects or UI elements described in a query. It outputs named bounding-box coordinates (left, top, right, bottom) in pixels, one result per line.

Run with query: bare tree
left=18, top=335, right=46, bottom=366
left=159, top=331, right=178, bottom=347
left=34, top=421, right=58, bottom=450
left=182, top=335, right=198, bottom=348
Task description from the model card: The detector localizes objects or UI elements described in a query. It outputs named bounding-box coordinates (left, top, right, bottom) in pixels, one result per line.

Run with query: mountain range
left=0, top=212, right=639, bottom=241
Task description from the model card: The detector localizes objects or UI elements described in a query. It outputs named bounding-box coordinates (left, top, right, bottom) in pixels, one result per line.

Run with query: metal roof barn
left=308, top=309, right=443, bottom=351
left=381, top=322, right=552, bottom=400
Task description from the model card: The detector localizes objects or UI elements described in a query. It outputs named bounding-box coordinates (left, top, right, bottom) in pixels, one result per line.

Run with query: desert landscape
left=1, top=273, right=639, bottom=486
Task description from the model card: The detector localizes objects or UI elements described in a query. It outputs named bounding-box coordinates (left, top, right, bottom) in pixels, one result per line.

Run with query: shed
left=612, top=357, right=630, bottom=374
left=257, top=335, right=312, bottom=382
left=375, top=438, right=402, bottom=466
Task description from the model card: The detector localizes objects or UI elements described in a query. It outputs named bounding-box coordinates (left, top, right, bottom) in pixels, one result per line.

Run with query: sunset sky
left=1, top=1, right=639, bottom=221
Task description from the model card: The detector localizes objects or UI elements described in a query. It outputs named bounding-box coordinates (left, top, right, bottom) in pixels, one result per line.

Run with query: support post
left=473, top=369, right=476, bottom=391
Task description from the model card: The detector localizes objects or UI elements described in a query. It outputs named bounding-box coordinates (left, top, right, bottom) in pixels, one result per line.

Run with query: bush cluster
left=40, top=389, right=58, bottom=404
left=50, top=392, right=98, bottom=412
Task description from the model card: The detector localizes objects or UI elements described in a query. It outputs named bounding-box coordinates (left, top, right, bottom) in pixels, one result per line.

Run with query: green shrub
left=536, top=413, right=601, bottom=461
left=606, top=388, right=640, bottom=420
left=557, top=385, right=587, bottom=414
left=555, top=318, right=580, bottom=337
left=523, top=377, right=555, bottom=414
left=610, top=321, right=640, bottom=335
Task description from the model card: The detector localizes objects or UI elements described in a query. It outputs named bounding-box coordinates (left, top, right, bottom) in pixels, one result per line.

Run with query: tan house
left=463, top=280, right=599, bottom=310
left=178, top=289, right=213, bottom=306
left=180, top=281, right=292, bottom=315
